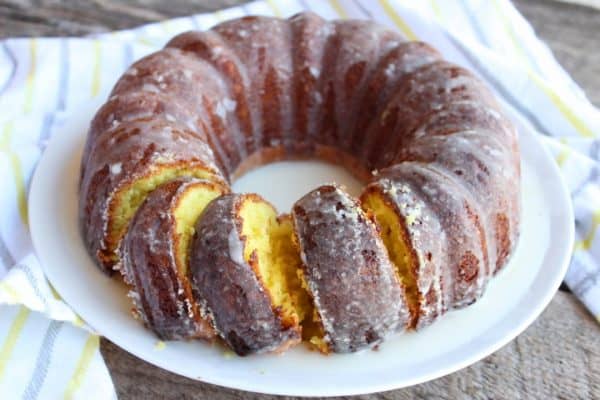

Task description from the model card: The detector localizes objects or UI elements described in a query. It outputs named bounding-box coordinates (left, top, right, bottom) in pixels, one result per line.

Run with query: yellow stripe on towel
left=23, top=39, right=37, bottom=114
left=0, top=122, right=28, bottom=225
left=266, top=0, right=283, bottom=17
left=429, top=0, right=443, bottom=20
left=0, top=121, right=12, bottom=151
left=0, top=281, right=21, bottom=304
left=0, top=307, right=31, bottom=381
left=8, top=153, right=28, bottom=225
left=160, top=19, right=178, bottom=34
left=213, top=10, right=225, bottom=23
left=491, top=0, right=596, bottom=139
left=529, top=73, right=596, bottom=139
left=378, top=0, right=418, bottom=40
left=491, top=0, right=529, bottom=63
left=64, top=335, right=99, bottom=399
left=91, top=41, right=102, bottom=98
left=329, top=0, right=349, bottom=19
left=555, top=138, right=571, bottom=167
left=575, top=210, right=600, bottom=251
left=73, top=315, right=85, bottom=328
left=136, top=36, right=158, bottom=47
left=49, top=283, right=62, bottom=301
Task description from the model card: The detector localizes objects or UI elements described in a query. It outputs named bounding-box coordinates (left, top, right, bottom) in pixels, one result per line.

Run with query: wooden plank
left=0, top=0, right=246, bottom=37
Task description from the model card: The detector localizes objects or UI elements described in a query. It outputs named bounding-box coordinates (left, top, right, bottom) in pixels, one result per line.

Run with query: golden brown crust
left=350, top=41, right=442, bottom=155
left=360, top=182, right=445, bottom=328
left=292, top=185, right=410, bottom=353
left=374, top=163, right=489, bottom=309
left=189, top=194, right=301, bottom=355
left=166, top=30, right=253, bottom=172
left=81, top=91, right=198, bottom=175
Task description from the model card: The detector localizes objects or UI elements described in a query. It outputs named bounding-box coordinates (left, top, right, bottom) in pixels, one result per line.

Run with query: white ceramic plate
left=29, top=97, right=573, bottom=397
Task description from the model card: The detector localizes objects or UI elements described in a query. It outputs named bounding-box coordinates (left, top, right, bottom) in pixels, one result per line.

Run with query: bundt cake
left=79, top=12, right=520, bottom=355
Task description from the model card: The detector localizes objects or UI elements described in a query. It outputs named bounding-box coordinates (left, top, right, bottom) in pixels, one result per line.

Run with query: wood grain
left=2, top=0, right=599, bottom=398
left=0, top=0, right=246, bottom=36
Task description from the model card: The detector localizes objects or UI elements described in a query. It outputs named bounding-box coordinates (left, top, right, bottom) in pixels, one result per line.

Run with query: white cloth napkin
left=1, top=0, right=599, bottom=397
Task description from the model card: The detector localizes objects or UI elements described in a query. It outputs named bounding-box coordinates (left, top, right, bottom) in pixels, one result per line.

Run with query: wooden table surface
left=2, top=1, right=599, bottom=398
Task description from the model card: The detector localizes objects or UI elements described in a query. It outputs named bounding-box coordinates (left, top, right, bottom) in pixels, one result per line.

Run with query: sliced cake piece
left=361, top=176, right=446, bottom=328
left=119, top=177, right=228, bottom=340
left=189, top=193, right=312, bottom=356
left=369, top=162, right=489, bottom=311
left=291, top=185, right=410, bottom=354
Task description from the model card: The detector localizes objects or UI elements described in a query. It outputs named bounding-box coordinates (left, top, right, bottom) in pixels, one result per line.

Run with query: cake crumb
left=154, top=341, right=166, bottom=351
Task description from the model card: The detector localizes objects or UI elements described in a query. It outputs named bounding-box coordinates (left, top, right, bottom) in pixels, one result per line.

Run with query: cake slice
left=365, top=162, right=489, bottom=314
left=119, top=177, right=227, bottom=340
left=291, top=185, right=410, bottom=353
left=361, top=176, right=445, bottom=328
left=189, top=193, right=313, bottom=355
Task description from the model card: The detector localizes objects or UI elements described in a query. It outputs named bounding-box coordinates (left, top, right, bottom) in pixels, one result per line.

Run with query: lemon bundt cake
left=119, top=178, right=227, bottom=340
left=79, top=12, right=520, bottom=355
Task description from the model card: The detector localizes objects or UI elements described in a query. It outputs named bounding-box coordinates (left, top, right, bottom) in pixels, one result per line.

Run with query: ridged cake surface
left=79, top=12, right=520, bottom=354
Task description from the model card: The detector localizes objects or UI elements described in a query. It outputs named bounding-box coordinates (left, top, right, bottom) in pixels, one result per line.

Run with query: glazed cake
left=79, top=12, right=520, bottom=355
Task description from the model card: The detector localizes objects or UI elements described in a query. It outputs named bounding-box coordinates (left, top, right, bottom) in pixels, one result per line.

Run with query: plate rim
left=28, top=99, right=574, bottom=397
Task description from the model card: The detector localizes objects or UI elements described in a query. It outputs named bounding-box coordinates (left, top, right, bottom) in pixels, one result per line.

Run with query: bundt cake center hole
left=232, top=159, right=363, bottom=212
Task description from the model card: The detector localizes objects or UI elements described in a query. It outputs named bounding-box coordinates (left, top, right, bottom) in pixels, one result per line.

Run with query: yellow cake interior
left=107, top=164, right=219, bottom=262
left=294, top=265, right=329, bottom=353
left=361, top=190, right=420, bottom=325
left=238, top=197, right=314, bottom=330
left=173, top=182, right=226, bottom=275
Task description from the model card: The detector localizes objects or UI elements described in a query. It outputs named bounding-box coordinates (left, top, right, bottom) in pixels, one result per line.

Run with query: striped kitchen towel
left=1, top=0, right=599, bottom=397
